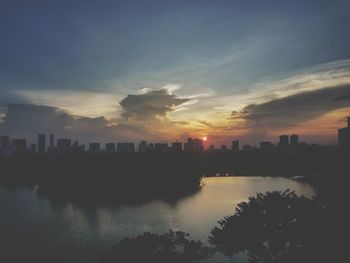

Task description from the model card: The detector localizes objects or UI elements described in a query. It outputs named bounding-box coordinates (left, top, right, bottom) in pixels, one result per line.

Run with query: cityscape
left=1, top=117, right=350, bottom=158
left=1, top=1, right=349, bottom=263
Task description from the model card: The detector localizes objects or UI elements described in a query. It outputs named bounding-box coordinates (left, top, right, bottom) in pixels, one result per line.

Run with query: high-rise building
left=138, top=141, right=148, bottom=152
left=49, top=134, right=54, bottom=148
left=338, top=117, right=350, bottom=147
left=105, top=143, right=116, bottom=153
left=117, top=143, right=135, bottom=153
left=57, top=138, right=71, bottom=153
left=38, top=134, right=46, bottom=153
left=184, top=138, right=204, bottom=152
left=279, top=135, right=289, bottom=146
left=30, top=143, right=36, bottom=153
left=89, top=143, right=100, bottom=153
left=12, top=138, right=27, bottom=153
left=155, top=143, right=169, bottom=152
left=231, top=140, right=239, bottom=152
left=0, top=135, right=10, bottom=148
left=171, top=142, right=182, bottom=152
left=290, top=134, right=299, bottom=145
left=260, top=141, right=273, bottom=152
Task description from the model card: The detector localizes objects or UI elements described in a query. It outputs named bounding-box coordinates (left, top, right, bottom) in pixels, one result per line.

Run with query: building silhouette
left=30, top=143, right=36, bottom=153
left=279, top=135, right=289, bottom=146
left=117, top=143, right=135, bottom=153
left=138, top=141, right=148, bottom=152
left=231, top=140, right=239, bottom=152
left=260, top=141, right=273, bottom=152
left=105, top=143, right=116, bottom=153
left=171, top=142, right=182, bottom=152
left=290, top=134, right=299, bottom=145
left=338, top=117, right=350, bottom=147
left=184, top=138, right=204, bottom=152
left=12, top=138, right=27, bottom=153
left=57, top=138, right=72, bottom=153
left=38, top=134, right=46, bottom=153
left=89, top=142, right=100, bottom=153
left=155, top=143, right=169, bottom=152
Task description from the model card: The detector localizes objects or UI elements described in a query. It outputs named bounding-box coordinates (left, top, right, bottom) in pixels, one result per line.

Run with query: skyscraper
left=50, top=134, right=54, bottom=149
left=279, top=135, right=289, bottom=146
left=290, top=134, right=299, bottom=145
left=38, top=134, right=46, bottom=153
left=338, top=117, right=350, bottom=147
left=231, top=140, right=239, bottom=152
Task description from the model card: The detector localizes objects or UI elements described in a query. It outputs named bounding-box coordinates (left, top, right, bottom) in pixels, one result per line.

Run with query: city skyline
left=2, top=114, right=350, bottom=156
left=1, top=1, right=350, bottom=146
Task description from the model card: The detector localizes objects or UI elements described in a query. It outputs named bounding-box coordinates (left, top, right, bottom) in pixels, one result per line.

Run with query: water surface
left=0, top=176, right=315, bottom=263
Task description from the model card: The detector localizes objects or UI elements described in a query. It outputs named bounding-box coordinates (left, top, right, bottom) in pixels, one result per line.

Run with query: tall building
left=184, top=138, right=204, bottom=152
left=155, top=143, right=169, bottom=152
left=138, top=140, right=148, bottom=152
left=117, top=143, right=135, bottom=153
left=279, top=135, right=289, bottom=146
left=171, top=142, right=182, bottom=152
left=290, top=134, right=299, bottom=145
left=12, top=138, right=27, bottom=153
left=105, top=143, right=116, bottom=153
left=338, top=117, right=350, bottom=147
left=0, top=135, right=10, bottom=148
left=38, top=134, right=46, bottom=153
left=49, top=134, right=54, bottom=148
left=231, top=140, right=239, bottom=152
left=57, top=138, right=71, bottom=153
left=260, top=141, right=273, bottom=152
left=89, top=143, right=101, bottom=153
left=30, top=143, right=36, bottom=153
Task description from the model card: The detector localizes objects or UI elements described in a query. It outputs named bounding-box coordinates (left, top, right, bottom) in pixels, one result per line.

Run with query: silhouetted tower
left=279, top=135, right=289, bottom=146
left=30, top=143, right=36, bottom=153
left=338, top=117, right=350, bottom=147
left=138, top=141, right=148, bottom=152
left=38, top=134, right=46, bottom=153
left=50, top=134, right=54, bottom=149
left=11, top=138, right=26, bottom=153
left=105, top=143, right=116, bottom=153
left=171, top=142, right=182, bottom=152
left=290, top=134, right=299, bottom=145
left=231, top=140, right=239, bottom=152
left=57, top=138, right=71, bottom=153
left=89, top=143, right=101, bottom=153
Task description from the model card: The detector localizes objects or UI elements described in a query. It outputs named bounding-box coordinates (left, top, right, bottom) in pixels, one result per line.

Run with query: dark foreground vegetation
left=101, top=189, right=340, bottom=263
left=0, top=147, right=346, bottom=262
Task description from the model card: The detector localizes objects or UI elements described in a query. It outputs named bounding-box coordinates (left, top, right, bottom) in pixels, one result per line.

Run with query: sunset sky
left=1, top=0, right=350, bottom=146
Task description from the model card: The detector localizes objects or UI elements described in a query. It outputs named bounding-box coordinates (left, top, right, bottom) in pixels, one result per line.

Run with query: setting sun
left=203, top=136, right=207, bottom=141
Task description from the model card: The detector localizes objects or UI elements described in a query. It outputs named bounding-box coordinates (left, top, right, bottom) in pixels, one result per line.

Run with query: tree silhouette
left=100, top=230, right=213, bottom=263
left=209, top=190, right=327, bottom=263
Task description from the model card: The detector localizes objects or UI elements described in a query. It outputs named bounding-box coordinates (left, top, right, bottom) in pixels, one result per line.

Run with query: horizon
left=1, top=0, right=350, bottom=146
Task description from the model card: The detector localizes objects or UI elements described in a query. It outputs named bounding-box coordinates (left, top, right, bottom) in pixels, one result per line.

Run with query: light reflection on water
left=0, top=176, right=315, bottom=263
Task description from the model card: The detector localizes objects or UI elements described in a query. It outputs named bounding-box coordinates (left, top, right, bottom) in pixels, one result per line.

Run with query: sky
left=1, top=0, right=350, bottom=146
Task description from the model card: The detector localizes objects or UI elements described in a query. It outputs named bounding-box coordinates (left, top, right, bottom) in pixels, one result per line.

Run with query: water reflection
left=0, top=177, right=315, bottom=263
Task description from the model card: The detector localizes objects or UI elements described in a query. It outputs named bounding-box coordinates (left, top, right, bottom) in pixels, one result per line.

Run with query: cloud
left=231, top=84, right=350, bottom=135
left=0, top=85, right=202, bottom=143
left=119, top=86, right=192, bottom=121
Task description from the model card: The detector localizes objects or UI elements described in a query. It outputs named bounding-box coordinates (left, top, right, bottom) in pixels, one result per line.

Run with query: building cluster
left=1, top=117, right=350, bottom=158
left=338, top=117, right=350, bottom=147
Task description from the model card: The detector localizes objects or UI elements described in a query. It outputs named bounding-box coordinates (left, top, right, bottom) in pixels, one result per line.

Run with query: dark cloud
left=0, top=88, right=192, bottom=143
left=231, top=85, right=350, bottom=133
left=119, top=88, right=190, bottom=121
left=0, top=103, right=111, bottom=143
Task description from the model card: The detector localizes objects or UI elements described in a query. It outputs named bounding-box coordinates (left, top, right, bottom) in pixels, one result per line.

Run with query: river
left=0, top=176, right=315, bottom=263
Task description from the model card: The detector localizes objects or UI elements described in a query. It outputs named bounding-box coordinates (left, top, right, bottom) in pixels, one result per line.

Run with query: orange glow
left=203, top=136, right=207, bottom=141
